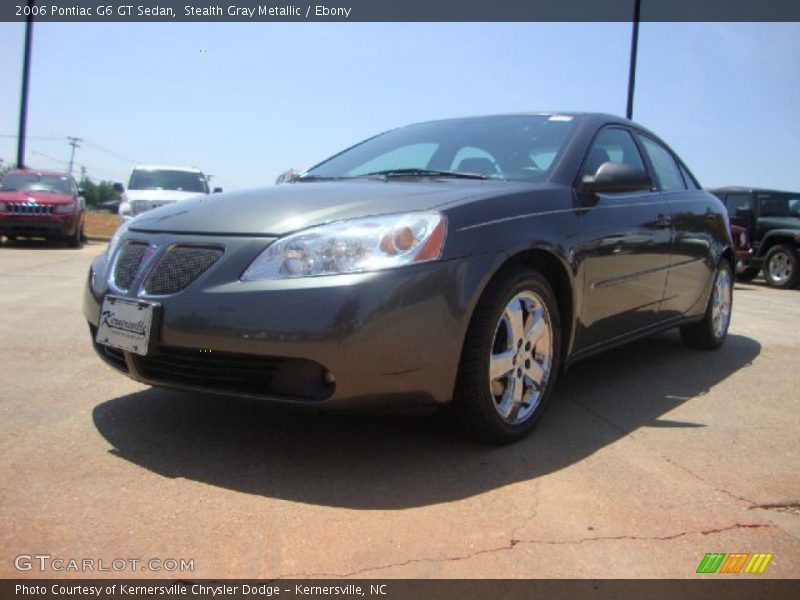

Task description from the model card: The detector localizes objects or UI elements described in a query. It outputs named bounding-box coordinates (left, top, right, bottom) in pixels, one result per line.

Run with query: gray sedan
left=84, top=113, right=734, bottom=443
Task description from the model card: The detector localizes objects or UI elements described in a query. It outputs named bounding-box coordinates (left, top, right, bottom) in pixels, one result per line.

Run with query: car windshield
left=757, top=193, right=800, bottom=218
left=128, top=169, right=208, bottom=193
left=300, top=115, right=576, bottom=183
left=0, top=173, right=72, bottom=194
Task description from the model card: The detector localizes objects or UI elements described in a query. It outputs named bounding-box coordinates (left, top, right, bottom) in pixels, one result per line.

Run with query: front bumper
left=0, top=213, right=79, bottom=237
left=84, top=232, right=502, bottom=407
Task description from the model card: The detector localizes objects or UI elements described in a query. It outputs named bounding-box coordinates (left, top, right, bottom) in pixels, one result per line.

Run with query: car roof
left=6, top=169, right=72, bottom=178
left=410, top=112, right=631, bottom=127
left=709, top=186, right=800, bottom=195
left=132, top=164, right=204, bottom=173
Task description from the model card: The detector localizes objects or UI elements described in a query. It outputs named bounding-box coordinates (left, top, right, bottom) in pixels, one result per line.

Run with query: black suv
left=710, top=187, right=800, bottom=289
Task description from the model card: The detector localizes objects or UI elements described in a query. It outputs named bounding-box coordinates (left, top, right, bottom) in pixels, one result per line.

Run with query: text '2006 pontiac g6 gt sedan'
left=84, top=113, right=734, bottom=443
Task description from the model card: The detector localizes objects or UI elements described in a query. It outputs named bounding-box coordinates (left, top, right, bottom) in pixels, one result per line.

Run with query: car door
left=636, top=134, right=719, bottom=319
left=576, top=126, right=672, bottom=350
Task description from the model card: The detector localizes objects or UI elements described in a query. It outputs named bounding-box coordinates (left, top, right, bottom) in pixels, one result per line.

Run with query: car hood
left=129, top=179, right=526, bottom=236
left=759, top=216, right=800, bottom=231
left=0, top=190, right=73, bottom=204
left=124, top=189, right=205, bottom=203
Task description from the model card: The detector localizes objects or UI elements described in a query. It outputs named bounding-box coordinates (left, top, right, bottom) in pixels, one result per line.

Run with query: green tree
left=79, top=177, right=120, bottom=209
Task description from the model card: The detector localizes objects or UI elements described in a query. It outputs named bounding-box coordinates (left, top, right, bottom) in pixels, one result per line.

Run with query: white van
left=116, top=165, right=218, bottom=222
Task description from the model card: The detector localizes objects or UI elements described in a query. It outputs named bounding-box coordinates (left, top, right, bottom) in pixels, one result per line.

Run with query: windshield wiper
left=294, top=175, right=358, bottom=182
left=358, top=168, right=489, bottom=180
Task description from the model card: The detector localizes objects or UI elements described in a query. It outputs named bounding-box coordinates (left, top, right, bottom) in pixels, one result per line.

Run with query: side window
left=348, top=143, right=439, bottom=176
left=725, top=193, right=754, bottom=218
left=583, top=128, right=645, bottom=177
left=638, top=136, right=686, bottom=192
left=679, top=164, right=699, bottom=190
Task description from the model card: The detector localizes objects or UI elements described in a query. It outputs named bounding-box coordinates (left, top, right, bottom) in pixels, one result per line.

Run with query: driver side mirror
left=275, top=168, right=301, bottom=185
left=212, top=187, right=223, bottom=194
left=734, top=208, right=754, bottom=222
left=112, top=182, right=124, bottom=194
left=582, top=162, right=653, bottom=195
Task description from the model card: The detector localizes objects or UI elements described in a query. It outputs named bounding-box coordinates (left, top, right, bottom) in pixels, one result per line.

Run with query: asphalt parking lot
left=1, top=240, right=798, bottom=579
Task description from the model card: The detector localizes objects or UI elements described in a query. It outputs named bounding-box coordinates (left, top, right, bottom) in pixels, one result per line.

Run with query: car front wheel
left=67, top=221, right=84, bottom=249
left=451, top=266, right=561, bottom=444
left=763, top=244, right=799, bottom=289
left=680, top=260, right=733, bottom=350
left=735, top=260, right=759, bottom=282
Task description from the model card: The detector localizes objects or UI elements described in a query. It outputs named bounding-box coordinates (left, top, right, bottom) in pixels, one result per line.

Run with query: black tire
left=67, top=222, right=84, bottom=249
left=762, top=244, right=800, bottom=289
left=450, top=265, right=561, bottom=444
left=735, top=261, right=759, bottom=282
left=680, top=261, right=733, bottom=350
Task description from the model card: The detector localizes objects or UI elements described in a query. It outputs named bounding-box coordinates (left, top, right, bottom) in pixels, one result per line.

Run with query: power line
left=81, top=139, right=139, bottom=164
left=0, top=134, right=65, bottom=141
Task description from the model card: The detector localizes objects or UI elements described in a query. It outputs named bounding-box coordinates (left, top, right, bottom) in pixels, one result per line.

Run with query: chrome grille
left=113, top=242, right=148, bottom=291
left=6, top=203, right=54, bottom=215
left=144, top=246, right=223, bottom=295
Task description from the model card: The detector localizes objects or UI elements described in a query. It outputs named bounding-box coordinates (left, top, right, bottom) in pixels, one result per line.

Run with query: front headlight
left=54, top=202, right=76, bottom=214
left=241, top=211, right=447, bottom=281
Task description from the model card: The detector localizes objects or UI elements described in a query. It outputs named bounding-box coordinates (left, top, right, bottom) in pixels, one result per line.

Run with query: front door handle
left=655, top=213, right=672, bottom=228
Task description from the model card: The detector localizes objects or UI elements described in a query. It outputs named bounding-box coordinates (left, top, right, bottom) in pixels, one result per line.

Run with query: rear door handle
left=655, top=213, right=672, bottom=228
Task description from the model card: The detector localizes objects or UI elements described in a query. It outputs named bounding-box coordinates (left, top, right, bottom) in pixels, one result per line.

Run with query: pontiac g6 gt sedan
left=84, top=113, right=734, bottom=443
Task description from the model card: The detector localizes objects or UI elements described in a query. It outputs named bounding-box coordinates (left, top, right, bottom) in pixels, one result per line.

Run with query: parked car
left=97, top=198, right=122, bottom=213
left=0, top=169, right=85, bottom=247
left=710, top=187, right=800, bottom=288
left=730, top=224, right=753, bottom=276
left=116, top=165, right=219, bottom=223
left=85, top=113, right=734, bottom=443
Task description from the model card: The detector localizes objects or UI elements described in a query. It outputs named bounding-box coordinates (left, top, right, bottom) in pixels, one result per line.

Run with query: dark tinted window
left=128, top=169, right=208, bottom=193
left=0, top=173, right=73, bottom=194
left=757, top=192, right=800, bottom=217
left=302, top=115, right=576, bottom=182
left=638, top=136, right=686, bottom=192
left=582, top=127, right=645, bottom=177
left=725, top=193, right=754, bottom=218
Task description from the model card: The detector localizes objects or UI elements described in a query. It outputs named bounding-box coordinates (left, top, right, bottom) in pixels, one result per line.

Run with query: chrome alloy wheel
left=489, top=290, right=553, bottom=425
left=711, top=267, right=732, bottom=339
left=767, top=250, right=793, bottom=285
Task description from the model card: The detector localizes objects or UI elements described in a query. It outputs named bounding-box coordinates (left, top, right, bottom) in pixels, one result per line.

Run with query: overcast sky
left=1, top=22, right=798, bottom=191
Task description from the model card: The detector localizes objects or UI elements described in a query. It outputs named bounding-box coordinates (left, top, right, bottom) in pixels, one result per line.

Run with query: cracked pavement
left=0, top=241, right=798, bottom=578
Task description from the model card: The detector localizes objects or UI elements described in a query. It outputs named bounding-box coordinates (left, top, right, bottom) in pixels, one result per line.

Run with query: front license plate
left=96, top=296, right=158, bottom=356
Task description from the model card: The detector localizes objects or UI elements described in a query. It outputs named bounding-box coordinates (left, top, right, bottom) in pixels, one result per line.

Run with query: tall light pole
left=67, top=136, right=82, bottom=175
left=16, top=0, right=35, bottom=168
left=626, top=0, right=641, bottom=120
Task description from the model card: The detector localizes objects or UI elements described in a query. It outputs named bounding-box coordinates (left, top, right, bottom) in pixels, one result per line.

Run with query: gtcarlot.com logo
left=696, top=552, right=773, bottom=574
left=14, top=554, right=194, bottom=573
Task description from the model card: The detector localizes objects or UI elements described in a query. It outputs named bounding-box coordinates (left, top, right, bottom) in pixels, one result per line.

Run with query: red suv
left=0, top=169, right=85, bottom=247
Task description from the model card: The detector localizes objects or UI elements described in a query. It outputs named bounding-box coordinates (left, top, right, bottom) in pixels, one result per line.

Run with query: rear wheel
left=763, top=244, right=799, bottom=289
left=680, top=261, right=733, bottom=350
left=451, top=266, right=561, bottom=444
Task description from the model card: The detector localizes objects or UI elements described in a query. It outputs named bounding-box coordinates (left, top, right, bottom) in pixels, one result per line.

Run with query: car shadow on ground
left=92, top=332, right=760, bottom=509
left=1, top=237, right=72, bottom=249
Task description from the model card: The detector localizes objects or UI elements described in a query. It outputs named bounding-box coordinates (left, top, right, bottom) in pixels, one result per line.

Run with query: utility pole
left=80, top=165, right=87, bottom=182
left=16, top=0, right=35, bottom=168
left=67, top=136, right=82, bottom=176
left=626, top=0, right=641, bottom=120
